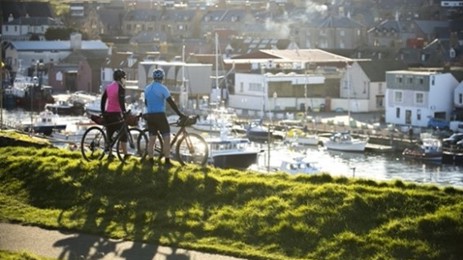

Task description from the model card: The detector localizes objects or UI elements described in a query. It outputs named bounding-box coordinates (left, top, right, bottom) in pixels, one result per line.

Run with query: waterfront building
left=385, top=70, right=459, bottom=128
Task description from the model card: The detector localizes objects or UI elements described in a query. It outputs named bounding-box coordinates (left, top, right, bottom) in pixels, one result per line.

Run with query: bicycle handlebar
left=177, top=115, right=199, bottom=127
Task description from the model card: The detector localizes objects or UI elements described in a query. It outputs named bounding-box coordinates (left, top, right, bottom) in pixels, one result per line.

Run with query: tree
left=44, top=28, right=75, bottom=40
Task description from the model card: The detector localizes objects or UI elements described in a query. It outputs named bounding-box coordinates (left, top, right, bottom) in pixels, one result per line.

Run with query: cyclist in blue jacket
left=144, top=68, right=185, bottom=167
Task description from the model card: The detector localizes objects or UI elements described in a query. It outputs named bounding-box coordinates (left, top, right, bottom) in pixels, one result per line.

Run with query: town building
left=385, top=69, right=459, bottom=128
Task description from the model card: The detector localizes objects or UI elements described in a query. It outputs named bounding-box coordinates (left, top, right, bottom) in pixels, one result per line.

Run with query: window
left=459, top=93, right=463, bottom=105
left=240, top=82, right=244, bottom=93
left=397, top=76, right=402, bottom=83
left=419, top=78, right=424, bottom=85
left=249, top=83, right=262, bottom=92
left=417, top=109, right=421, bottom=121
left=376, top=95, right=384, bottom=108
left=415, top=93, right=424, bottom=104
left=408, top=77, right=413, bottom=84
left=394, top=91, right=403, bottom=103
left=396, top=107, right=400, bottom=118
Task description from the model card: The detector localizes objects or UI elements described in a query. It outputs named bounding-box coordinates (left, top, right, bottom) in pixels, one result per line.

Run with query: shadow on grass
left=52, top=158, right=201, bottom=259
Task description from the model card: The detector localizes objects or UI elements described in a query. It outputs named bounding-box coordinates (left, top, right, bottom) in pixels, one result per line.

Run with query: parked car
left=427, top=118, right=450, bottom=130
left=442, top=133, right=463, bottom=147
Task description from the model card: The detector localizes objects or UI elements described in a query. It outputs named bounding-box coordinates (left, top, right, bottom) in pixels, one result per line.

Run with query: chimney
left=70, top=33, right=82, bottom=50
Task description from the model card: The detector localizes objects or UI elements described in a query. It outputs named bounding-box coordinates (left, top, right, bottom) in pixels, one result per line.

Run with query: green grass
left=0, top=250, right=54, bottom=260
left=1, top=140, right=463, bottom=259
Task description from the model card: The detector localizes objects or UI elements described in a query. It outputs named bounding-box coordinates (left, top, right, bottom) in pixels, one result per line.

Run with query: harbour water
left=255, top=145, right=463, bottom=189
left=2, top=109, right=463, bottom=189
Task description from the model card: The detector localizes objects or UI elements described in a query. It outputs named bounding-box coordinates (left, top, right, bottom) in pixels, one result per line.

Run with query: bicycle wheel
left=144, top=129, right=164, bottom=160
left=81, top=126, right=107, bottom=162
left=116, top=128, right=149, bottom=162
left=175, top=132, right=209, bottom=166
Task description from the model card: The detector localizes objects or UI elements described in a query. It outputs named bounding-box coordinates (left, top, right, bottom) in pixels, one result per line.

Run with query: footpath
left=0, top=222, right=246, bottom=260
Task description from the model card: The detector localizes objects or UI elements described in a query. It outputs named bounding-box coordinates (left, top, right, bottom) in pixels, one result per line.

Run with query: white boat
left=22, top=110, right=67, bottom=136
left=285, top=128, right=320, bottom=146
left=323, top=132, right=368, bottom=152
left=84, top=99, right=101, bottom=115
left=206, top=129, right=262, bottom=169
left=51, top=119, right=98, bottom=143
left=254, top=149, right=321, bottom=175
left=193, top=106, right=237, bottom=133
left=277, top=155, right=321, bottom=175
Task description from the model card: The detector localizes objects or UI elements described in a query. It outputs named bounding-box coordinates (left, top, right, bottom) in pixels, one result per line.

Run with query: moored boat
left=22, top=110, right=67, bottom=136
left=402, top=137, right=443, bottom=162
left=206, top=129, right=262, bottom=169
left=285, top=128, right=320, bottom=146
left=323, top=132, right=368, bottom=152
left=45, top=99, right=85, bottom=116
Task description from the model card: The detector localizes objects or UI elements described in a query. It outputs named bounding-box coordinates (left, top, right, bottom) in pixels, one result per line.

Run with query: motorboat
left=277, top=155, right=321, bottom=175
left=403, top=137, right=443, bottom=162
left=285, top=128, right=320, bottom=146
left=206, top=129, right=262, bottom=169
left=254, top=149, right=321, bottom=175
left=323, top=132, right=368, bottom=152
left=246, top=123, right=285, bottom=143
left=22, top=110, right=67, bottom=136
left=193, top=106, right=237, bottom=133
left=45, top=99, right=85, bottom=116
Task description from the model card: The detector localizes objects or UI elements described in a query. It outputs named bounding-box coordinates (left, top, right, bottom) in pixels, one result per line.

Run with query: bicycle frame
left=145, top=115, right=209, bottom=165
left=81, top=112, right=147, bottom=162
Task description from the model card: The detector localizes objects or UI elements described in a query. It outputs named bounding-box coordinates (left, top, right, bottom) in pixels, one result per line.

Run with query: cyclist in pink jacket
left=100, top=69, right=128, bottom=159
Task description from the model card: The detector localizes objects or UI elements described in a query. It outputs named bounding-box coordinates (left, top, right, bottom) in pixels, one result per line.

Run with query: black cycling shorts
left=103, top=112, right=127, bottom=142
left=143, top=112, right=170, bottom=136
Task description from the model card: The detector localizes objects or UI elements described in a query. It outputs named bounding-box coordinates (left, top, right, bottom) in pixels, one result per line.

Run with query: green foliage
left=0, top=250, right=53, bottom=260
left=1, top=146, right=463, bottom=260
left=44, top=28, right=77, bottom=41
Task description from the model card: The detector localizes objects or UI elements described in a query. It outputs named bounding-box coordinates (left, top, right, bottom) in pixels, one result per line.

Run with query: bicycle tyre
left=116, top=128, right=149, bottom=162
left=81, top=126, right=107, bottom=162
left=143, top=129, right=164, bottom=160
left=175, top=132, right=209, bottom=166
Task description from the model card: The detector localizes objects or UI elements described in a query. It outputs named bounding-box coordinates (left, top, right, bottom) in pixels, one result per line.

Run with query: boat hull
left=402, top=148, right=443, bottom=162
left=23, top=124, right=67, bottom=136
left=324, top=141, right=367, bottom=152
left=211, top=152, right=258, bottom=169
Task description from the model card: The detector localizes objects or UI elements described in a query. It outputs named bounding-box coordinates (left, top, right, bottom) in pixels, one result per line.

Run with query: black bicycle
left=81, top=111, right=148, bottom=162
left=145, top=115, right=209, bottom=166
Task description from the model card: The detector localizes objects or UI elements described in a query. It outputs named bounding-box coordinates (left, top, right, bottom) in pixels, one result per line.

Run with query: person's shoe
left=164, top=161, right=174, bottom=168
left=144, top=157, right=155, bottom=165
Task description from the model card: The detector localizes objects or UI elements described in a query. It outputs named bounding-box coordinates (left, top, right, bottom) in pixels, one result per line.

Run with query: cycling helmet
left=113, top=69, right=126, bottom=81
left=152, top=68, right=164, bottom=81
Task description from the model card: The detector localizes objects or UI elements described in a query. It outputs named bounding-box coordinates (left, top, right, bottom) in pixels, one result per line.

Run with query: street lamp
left=273, top=91, right=277, bottom=120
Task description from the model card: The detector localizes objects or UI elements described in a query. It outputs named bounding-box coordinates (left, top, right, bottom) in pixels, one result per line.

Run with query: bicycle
left=144, top=115, right=209, bottom=166
left=81, top=111, right=148, bottom=162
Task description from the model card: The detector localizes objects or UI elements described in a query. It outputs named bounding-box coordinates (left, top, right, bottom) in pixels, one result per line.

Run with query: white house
left=454, top=81, right=463, bottom=109
left=1, top=15, right=64, bottom=41
left=385, top=70, right=459, bottom=127
left=228, top=72, right=325, bottom=118
left=4, top=33, right=108, bottom=76
left=342, top=60, right=407, bottom=112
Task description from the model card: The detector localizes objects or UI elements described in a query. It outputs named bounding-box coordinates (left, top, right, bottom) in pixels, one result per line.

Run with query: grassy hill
left=1, top=131, right=463, bottom=259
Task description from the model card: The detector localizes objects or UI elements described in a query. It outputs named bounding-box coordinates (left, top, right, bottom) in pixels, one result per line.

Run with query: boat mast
left=215, top=33, right=220, bottom=104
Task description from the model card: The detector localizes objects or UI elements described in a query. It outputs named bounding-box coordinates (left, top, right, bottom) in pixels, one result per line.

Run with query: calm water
left=2, top=109, right=463, bottom=189
left=256, top=144, right=463, bottom=189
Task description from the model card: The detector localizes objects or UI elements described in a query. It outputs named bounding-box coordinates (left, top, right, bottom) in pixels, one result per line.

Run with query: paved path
left=0, top=223, right=246, bottom=260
